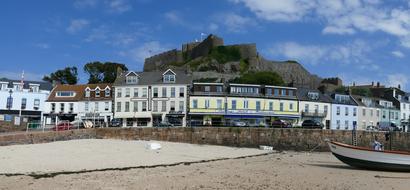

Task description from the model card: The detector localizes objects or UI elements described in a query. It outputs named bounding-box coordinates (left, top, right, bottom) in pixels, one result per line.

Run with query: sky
left=0, top=0, right=409, bottom=90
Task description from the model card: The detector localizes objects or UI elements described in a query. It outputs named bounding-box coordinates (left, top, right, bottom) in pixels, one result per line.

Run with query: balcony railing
left=302, top=111, right=327, bottom=117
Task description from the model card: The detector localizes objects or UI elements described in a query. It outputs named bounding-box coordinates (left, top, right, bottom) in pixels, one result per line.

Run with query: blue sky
left=0, top=0, right=409, bottom=90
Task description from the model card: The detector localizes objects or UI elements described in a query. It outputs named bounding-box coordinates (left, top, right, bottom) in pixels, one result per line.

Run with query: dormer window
left=163, top=69, right=176, bottom=83
left=126, top=71, right=139, bottom=84
left=29, top=84, right=40, bottom=92
left=307, top=92, right=319, bottom=100
left=56, top=91, right=75, bottom=97
left=85, top=88, right=90, bottom=97
left=95, top=89, right=100, bottom=97
left=105, top=88, right=110, bottom=97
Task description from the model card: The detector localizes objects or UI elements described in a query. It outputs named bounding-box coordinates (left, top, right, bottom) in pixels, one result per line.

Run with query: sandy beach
left=0, top=140, right=409, bottom=190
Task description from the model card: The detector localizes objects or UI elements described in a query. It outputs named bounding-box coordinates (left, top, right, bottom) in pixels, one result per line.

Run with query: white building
left=399, top=93, right=410, bottom=130
left=113, top=69, right=191, bottom=127
left=43, top=84, right=113, bottom=126
left=330, top=93, right=358, bottom=130
left=0, top=78, right=51, bottom=124
left=296, top=88, right=332, bottom=129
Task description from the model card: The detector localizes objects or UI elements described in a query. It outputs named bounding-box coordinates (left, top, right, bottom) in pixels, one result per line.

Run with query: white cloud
left=34, top=43, right=50, bottom=49
left=208, top=23, right=219, bottom=32
left=267, top=39, right=377, bottom=68
left=121, top=41, right=169, bottom=63
left=67, top=19, right=90, bottom=34
left=231, top=0, right=410, bottom=48
left=74, top=0, right=98, bottom=9
left=392, top=50, right=405, bottom=58
left=0, top=71, right=44, bottom=81
left=105, top=0, right=132, bottom=13
left=214, top=12, right=256, bottom=33
left=387, top=74, right=408, bottom=89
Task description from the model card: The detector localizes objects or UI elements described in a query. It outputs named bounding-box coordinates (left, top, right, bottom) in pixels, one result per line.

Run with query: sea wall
left=0, top=128, right=409, bottom=152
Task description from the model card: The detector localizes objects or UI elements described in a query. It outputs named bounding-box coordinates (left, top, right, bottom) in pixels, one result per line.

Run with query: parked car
left=110, top=118, right=122, bottom=127
left=271, top=120, right=292, bottom=128
left=366, top=125, right=379, bottom=131
left=301, top=120, right=324, bottom=129
left=156, top=121, right=174, bottom=127
left=230, top=120, right=247, bottom=127
left=51, top=121, right=73, bottom=131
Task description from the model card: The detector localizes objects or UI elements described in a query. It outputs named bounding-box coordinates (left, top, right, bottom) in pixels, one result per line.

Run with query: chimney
left=353, top=82, right=356, bottom=87
left=371, top=81, right=374, bottom=86
left=398, top=84, right=401, bottom=89
left=377, top=82, right=380, bottom=87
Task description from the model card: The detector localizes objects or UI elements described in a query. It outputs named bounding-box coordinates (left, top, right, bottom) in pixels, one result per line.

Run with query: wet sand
left=0, top=140, right=409, bottom=190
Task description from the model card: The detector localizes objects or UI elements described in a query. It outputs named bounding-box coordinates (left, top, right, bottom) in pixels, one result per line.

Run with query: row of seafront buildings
left=1, top=69, right=409, bottom=131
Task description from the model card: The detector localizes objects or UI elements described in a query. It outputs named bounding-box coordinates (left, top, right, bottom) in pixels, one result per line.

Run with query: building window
left=170, top=101, right=175, bottom=111
left=105, top=102, right=109, bottom=111
left=205, top=86, right=210, bottom=92
left=125, top=102, right=130, bottom=112
left=6, top=96, right=13, bottom=109
left=217, top=99, right=222, bottom=109
left=60, top=103, right=64, bottom=112
left=274, top=89, right=279, bottom=96
left=205, top=99, right=210, bottom=109
left=117, top=88, right=122, bottom=98
left=126, top=75, right=138, bottom=84
left=153, top=101, right=158, bottom=112
left=171, top=87, right=176, bottom=97
left=289, top=90, right=294, bottom=97
left=281, top=89, right=286, bottom=96
left=85, top=89, right=90, bottom=97
left=162, top=87, right=167, bottom=97
left=179, top=87, right=184, bottom=97
left=244, top=100, right=249, bottom=109
left=345, top=107, right=349, bottom=116
left=232, top=100, right=237, bottom=110
left=192, top=100, right=198, bottom=109
left=105, top=89, right=110, bottom=97
left=353, top=108, right=357, bottom=116
left=163, top=74, right=175, bottom=83
left=179, top=101, right=184, bottom=112
left=161, top=101, right=166, bottom=112
left=324, top=105, right=328, bottom=113
left=382, top=111, right=386, bottom=119
left=256, top=101, right=261, bottom=112
left=266, top=88, right=272, bottom=95
left=134, top=88, right=139, bottom=97
left=345, top=120, right=349, bottom=130
left=133, top=101, right=138, bottom=112
left=85, top=102, right=89, bottom=112
left=314, top=105, right=318, bottom=113
left=70, top=103, right=74, bottom=112
left=269, top=102, right=273, bottom=111
left=362, top=109, right=366, bottom=116
left=280, top=102, right=284, bottom=111
left=142, top=88, right=147, bottom=97
left=305, top=104, right=309, bottom=112
left=142, top=101, right=147, bottom=111
left=153, top=88, right=158, bottom=98
left=95, top=89, right=100, bottom=97
left=116, top=102, right=121, bottom=112
left=336, top=106, right=340, bottom=115
left=125, top=88, right=130, bottom=97
left=395, top=112, right=399, bottom=120
left=290, top=103, right=294, bottom=111
left=21, top=98, right=27, bottom=109
left=370, top=109, right=373, bottom=117
left=216, top=86, right=223, bottom=93
left=336, top=120, right=340, bottom=129
left=51, top=103, right=55, bottom=112
left=34, top=99, right=40, bottom=110
left=56, top=91, right=75, bottom=97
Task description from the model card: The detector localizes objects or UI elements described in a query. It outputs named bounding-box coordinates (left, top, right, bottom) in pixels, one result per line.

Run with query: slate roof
left=47, top=83, right=112, bottom=102
left=296, top=88, right=332, bottom=103
left=0, top=78, right=52, bottom=91
left=329, top=93, right=358, bottom=106
left=113, top=69, right=192, bottom=86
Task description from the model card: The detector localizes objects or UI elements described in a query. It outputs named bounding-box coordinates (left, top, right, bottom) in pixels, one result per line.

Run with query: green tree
left=43, top=67, right=78, bottom=85
left=209, top=46, right=241, bottom=63
left=83, top=62, right=128, bottom=84
left=351, top=88, right=372, bottom=96
left=231, top=71, right=284, bottom=86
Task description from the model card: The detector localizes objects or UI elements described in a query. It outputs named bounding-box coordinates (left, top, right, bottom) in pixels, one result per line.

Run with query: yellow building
left=189, top=83, right=299, bottom=126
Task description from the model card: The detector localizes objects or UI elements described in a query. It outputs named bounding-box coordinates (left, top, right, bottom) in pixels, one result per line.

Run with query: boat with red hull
left=327, top=141, right=410, bottom=172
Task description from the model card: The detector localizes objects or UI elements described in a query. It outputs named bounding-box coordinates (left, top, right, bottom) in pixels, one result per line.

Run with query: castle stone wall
left=143, top=49, right=183, bottom=71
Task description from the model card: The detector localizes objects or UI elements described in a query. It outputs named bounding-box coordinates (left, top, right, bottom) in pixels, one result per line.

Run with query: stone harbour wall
left=0, top=128, right=409, bottom=152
